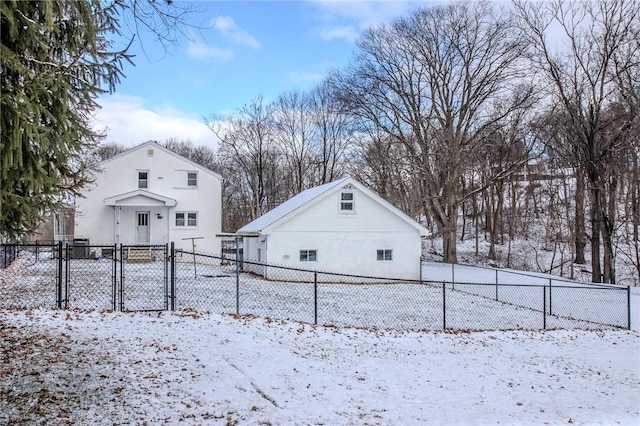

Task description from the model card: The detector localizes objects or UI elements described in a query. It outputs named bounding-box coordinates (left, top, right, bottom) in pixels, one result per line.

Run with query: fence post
left=314, top=271, right=318, bottom=325
left=548, top=278, right=553, bottom=316
left=628, top=286, right=632, bottom=330
left=543, top=286, right=547, bottom=330
left=64, top=244, right=70, bottom=309
left=451, top=263, right=455, bottom=290
left=170, top=242, right=176, bottom=311
left=495, top=269, right=499, bottom=301
left=119, top=244, right=124, bottom=311
left=442, top=282, right=447, bottom=330
left=235, top=244, right=240, bottom=315
left=57, top=241, right=63, bottom=309
left=112, top=244, right=117, bottom=311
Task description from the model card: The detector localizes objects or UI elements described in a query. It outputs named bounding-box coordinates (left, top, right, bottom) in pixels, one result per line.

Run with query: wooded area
left=203, top=1, right=638, bottom=285
left=3, top=0, right=638, bottom=285
left=100, top=0, right=639, bottom=285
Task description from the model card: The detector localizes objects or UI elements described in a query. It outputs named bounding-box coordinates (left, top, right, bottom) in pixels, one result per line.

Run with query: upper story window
left=138, top=171, right=148, bottom=189
left=187, top=171, right=198, bottom=187
left=340, top=191, right=354, bottom=213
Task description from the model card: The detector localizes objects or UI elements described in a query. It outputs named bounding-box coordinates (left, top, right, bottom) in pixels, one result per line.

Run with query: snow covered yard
left=1, top=309, right=638, bottom=425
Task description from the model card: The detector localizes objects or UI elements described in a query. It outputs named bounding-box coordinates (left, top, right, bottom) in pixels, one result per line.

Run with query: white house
left=74, top=141, right=222, bottom=254
left=237, top=177, right=428, bottom=281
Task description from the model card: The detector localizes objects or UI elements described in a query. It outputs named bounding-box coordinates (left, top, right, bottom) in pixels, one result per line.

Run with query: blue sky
left=93, top=1, right=430, bottom=149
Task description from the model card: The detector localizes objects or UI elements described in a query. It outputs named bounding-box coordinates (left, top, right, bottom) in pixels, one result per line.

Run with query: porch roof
left=104, top=189, right=177, bottom=207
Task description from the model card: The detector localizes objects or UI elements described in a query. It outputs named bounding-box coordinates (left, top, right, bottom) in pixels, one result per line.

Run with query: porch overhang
left=104, top=189, right=177, bottom=207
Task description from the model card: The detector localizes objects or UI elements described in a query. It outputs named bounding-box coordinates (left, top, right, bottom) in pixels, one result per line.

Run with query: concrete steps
left=127, top=247, right=152, bottom=263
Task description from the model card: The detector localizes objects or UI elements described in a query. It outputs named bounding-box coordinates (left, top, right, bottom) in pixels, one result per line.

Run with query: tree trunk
left=574, top=167, right=586, bottom=264
left=487, top=185, right=496, bottom=260
left=442, top=222, right=458, bottom=264
left=602, top=174, right=617, bottom=284
left=442, top=194, right=459, bottom=264
left=590, top=186, right=603, bottom=283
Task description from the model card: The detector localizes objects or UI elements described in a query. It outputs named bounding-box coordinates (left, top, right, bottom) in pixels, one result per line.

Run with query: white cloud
left=309, top=0, right=429, bottom=42
left=316, top=25, right=359, bottom=42
left=186, top=38, right=234, bottom=61
left=212, top=16, right=261, bottom=49
left=285, top=70, right=327, bottom=85
left=92, top=94, right=219, bottom=150
left=313, top=0, right=429, bottom=22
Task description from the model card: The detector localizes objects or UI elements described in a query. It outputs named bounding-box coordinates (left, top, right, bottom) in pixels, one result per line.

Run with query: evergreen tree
left=0, top=0, right=131, bottom=240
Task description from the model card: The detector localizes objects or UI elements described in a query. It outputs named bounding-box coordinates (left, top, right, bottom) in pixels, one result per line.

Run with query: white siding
left=242, top=184, right=424, bottom=280
left=75, top=143, right=222, bottom=253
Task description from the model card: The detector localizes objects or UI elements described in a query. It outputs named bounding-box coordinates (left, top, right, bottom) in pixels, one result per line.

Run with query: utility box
left=72, top=238, right=89, bottom=259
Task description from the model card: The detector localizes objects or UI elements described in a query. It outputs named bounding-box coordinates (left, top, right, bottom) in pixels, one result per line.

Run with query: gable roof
left=237, top=177, right=349, bottom=235
left=237, top=177, right=428, bottom=237
left=100, top=141, right=222, bottom=181
left=104, top=189, right=177, bottom=207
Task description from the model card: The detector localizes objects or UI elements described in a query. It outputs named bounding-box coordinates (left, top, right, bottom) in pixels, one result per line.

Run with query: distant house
left=237, top=177, right=428, bottom=280
left=74, top=141, right=222, bottom=254
left=27, top=205, right=75, bottom=244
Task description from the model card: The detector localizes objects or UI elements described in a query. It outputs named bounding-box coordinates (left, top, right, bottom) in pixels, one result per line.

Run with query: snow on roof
left=237, top=177, right=349, bottom=234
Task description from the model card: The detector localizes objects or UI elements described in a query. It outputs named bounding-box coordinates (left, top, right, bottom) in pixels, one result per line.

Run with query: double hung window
left=187, top=172, right=198, bottom=187
left=138, top=171, right=149, bottom=189
left=176, top=212, right=197, bottom=227
left=340, top=192, right=354, bottom=212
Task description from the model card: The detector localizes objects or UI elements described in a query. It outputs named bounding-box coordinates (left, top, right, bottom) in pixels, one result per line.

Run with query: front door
left=136, top=212, right=150, bottom=243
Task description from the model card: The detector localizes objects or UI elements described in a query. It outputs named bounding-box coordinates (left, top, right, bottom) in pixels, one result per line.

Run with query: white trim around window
left=377, top=249, right=393, bottom=261
left=300, top=249, right=317, bottom=262
left=187, top=171, right=198, bottom=187
left=175, top=211, right=198, bottom=228
left=339, top=191, right=355, bottom=214
left=137, top=170, right=149, bottom=189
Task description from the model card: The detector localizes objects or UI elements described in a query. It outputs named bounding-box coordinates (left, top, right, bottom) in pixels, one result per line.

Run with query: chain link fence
left=0, top=243, right=631, bottom=331
left=64, top=244, right=116, bottom=310
left=0, top=243, right=60, bottom=309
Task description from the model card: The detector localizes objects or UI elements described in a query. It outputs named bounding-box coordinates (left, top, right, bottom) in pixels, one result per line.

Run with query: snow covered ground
left=1, top=309, right=638, bottom=425
left=1, top=253, right=638, bottom=424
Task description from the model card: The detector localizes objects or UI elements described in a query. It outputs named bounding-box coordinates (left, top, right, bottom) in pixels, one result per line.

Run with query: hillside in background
left=423, top=216, right=638, bottom=287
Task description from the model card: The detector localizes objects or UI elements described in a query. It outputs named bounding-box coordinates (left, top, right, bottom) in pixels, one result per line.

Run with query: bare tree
left=531, top=108, right=588, bottom=266
left=308, top=80, right=353, bottom=184
left=93, top=142, right=128, bottom=162
left=272, top=89, right=315, bottom=195
left=514, top=0, right=640, bottom=283
left=207, top=96, right=280, bottom=223
left=331, top=1, right=530, bottom=263
left=162, top=138, right=219, bottom=172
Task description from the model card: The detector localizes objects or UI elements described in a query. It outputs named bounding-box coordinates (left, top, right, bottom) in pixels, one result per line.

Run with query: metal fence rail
left=0, top=243, right=631, bottom=331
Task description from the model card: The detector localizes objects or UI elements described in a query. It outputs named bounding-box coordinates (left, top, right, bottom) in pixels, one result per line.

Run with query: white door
left=136, top=212, right=150, bottom=244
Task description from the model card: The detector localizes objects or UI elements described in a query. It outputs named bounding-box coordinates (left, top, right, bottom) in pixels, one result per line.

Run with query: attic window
left=147, top=149, right=154, bottom=157
left=340, top=192, right=354, bottom=213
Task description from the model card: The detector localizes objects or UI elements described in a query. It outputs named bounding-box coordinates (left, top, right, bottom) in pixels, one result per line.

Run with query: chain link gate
left=119, top=244, right=169, bottom=312
left=63, top=244, right=117, bottom=310
left=60, top=243, right=169, bottom=312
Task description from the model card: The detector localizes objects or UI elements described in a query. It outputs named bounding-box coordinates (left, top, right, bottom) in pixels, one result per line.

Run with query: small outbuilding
left=237, top=177, right=428, bottom=281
